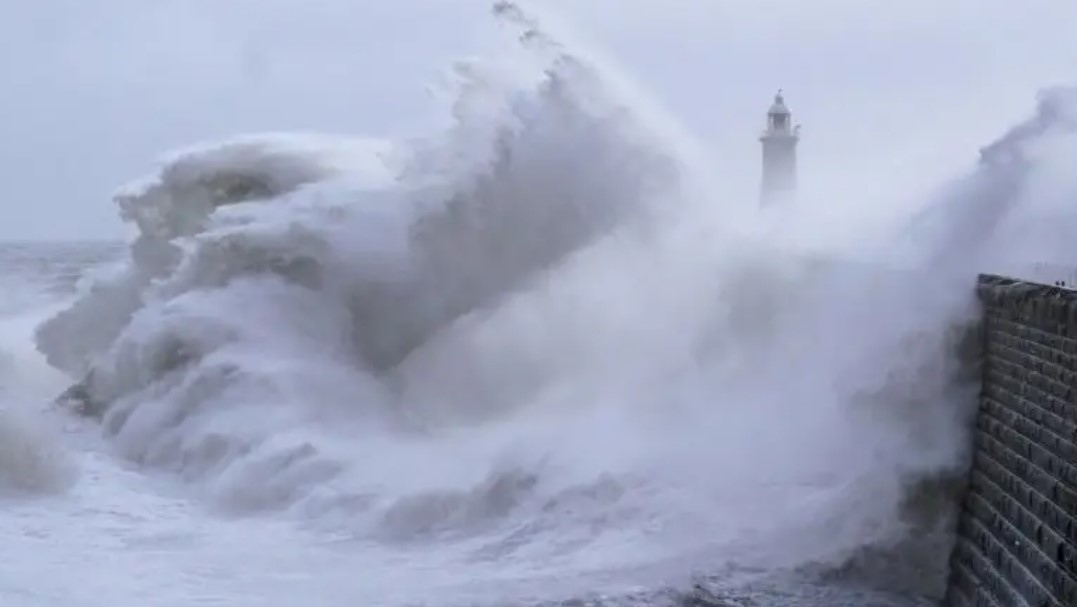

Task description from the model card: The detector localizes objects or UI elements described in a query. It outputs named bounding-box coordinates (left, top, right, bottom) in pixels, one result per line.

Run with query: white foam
left=0, top=302, right=79, bottom=497
left=24, top=3, right=1077, bottom=604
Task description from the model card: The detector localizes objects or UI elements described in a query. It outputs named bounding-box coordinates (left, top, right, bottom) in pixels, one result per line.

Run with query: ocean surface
left=3, top=5, right=1077, bottom=606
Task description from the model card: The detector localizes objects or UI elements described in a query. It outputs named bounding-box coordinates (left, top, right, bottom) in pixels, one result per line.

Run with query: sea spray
left=0, top=284, right=83, bottom=496
left=0, top=402, right=76, bottom=496
left=28, top=3, right=1077, bottom=605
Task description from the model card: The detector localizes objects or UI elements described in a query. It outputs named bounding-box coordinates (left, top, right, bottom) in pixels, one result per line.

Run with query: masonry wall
left=945, top=274, right=1077, bottom=606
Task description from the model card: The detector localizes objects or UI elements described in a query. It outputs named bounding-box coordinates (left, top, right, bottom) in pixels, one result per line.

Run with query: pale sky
left=0, top=0, right=1074, bottom=240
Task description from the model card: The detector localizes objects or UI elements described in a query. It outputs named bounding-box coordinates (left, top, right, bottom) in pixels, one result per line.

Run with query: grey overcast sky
left=0, top=0, right=1074, bottom=241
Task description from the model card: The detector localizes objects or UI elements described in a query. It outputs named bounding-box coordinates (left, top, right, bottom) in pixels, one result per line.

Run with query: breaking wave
left=0, top=282, right=81, bottom=497
left=31, top=2, right=1077, bottom=602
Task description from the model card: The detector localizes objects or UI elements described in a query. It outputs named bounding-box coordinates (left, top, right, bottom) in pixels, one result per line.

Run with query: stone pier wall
left=945, top=274, right=1077, bottom=606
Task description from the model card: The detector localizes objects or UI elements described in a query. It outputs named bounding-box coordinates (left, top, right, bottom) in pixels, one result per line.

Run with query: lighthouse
left=759, top=90, right=800, bottom=205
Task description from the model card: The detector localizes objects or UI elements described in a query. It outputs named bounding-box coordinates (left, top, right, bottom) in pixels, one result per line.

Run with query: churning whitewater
left=3, top=4, right=1077, bottom=606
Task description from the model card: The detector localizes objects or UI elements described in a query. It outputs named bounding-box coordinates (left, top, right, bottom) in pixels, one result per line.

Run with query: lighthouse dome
left=768, top=91, right=790, bottom=116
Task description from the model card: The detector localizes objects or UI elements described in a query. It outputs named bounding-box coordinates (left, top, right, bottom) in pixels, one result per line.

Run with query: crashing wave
left=38, top=1, right=680, bottom=522
left=35, top=134, right=398, bottom=377
left=31, top=1, right=1077, bottom=603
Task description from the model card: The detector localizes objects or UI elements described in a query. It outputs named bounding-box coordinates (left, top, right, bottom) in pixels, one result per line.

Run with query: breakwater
left=945, top=274, right=1077, bottom=606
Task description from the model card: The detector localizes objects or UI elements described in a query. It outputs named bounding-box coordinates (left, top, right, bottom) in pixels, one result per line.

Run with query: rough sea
left=2, top=5, right=1077, bottom=606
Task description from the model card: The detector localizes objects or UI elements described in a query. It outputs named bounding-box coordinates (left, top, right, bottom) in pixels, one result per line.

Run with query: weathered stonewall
left=945, top=274, right=1077, bottom=607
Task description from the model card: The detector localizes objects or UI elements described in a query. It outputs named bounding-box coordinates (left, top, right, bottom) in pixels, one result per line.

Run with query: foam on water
left=9, top=3, right=1077, bottom=605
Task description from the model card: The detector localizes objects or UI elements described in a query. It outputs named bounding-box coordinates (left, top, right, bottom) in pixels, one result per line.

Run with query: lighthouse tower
left=759, top=90, right=800, bottom=205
